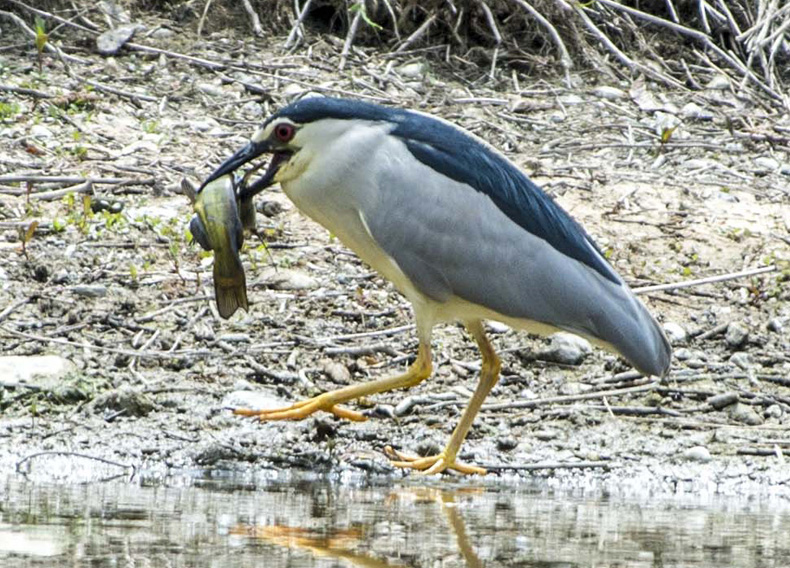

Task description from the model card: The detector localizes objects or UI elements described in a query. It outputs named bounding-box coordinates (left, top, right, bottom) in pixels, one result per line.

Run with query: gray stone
left=725, top=322, right=749, bottom=349
left=706, top=75, right=730, bottom=90
left=496, top=436, right=518, bottom=451
left=754, top=157, right=779, bottom=171
left=0, top=355, right=75, bottom=388
left=398, top=62, right=427, bottom=79
left=682, top=446, right=712, bottom=463
left=538, top=332, right=592, bottom=365
left=767, top=318, right=784, bottom=333
left=680, top=102, right=713, bottom=120
left=260, top=268, right=318, bottom=291
left=70, top=284, right=108, bottom=298
left=727, top=402, right=764, bottom=426
left=222, top=389, right=284, bottom=411
left=707, top=392, right=738, bottom=410
left=52, top=269, right=70, bottom=284
left=663, top=322, right=687, bottom=344
left=729, top=352, right=752, bottom=370
left=30, top=124, right=54, bottom=138
left=764, top=404, right=783, bottom=419
left=150, top=27, right=175, bottom=39
left=196, top=83, right=225, bottom=97
left=97, top=24, right=139, bottom=56
left=91, top=387, right=154, bottom=417
left=535, top=429, right=558, bottom=441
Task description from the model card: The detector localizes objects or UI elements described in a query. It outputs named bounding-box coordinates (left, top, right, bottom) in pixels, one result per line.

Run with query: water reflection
left=0, top=473, right=788, bottom=567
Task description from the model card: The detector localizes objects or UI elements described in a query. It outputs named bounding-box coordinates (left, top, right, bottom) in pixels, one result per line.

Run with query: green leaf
left=349, top=2, right=382, bottom=30
left=34, top=17, right=48, bottom=54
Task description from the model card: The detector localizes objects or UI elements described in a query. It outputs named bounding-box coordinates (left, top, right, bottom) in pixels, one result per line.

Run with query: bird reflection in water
left=230, top=487, right=483, bottom=567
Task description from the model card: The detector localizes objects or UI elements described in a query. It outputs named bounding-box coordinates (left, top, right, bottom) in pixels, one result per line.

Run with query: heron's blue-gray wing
left=365, top=143, right=670, bottom=378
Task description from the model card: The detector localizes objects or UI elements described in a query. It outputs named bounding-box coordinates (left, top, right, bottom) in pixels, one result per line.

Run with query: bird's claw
left=384, top=446, right=487, bottom=475
left=234, top=393, right=367, bottom=422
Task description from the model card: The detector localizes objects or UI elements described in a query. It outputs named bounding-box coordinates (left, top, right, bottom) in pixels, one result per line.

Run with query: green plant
left=34, top=17, right=48, bottom=72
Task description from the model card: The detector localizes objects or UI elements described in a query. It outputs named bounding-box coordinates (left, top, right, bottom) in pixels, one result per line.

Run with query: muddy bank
left=0, top=9, right=789, bottom=494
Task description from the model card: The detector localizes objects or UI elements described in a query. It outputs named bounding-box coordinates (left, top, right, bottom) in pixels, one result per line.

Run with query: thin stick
left=16, top=451, right=134, bottom=473
left=0, top=84, right=52, bottom=98
left=483, top=383, right=657, bottom=412
left=197, top=0, right=214, bottom=37
left=241, top=0, right=264, bottom=37
left=633, top=266, right=777, bottom=294
left=510, top=0, right=572, bottom=70
left=27, top=181, right=92, bottom=201
left=340, top=5, right=363, bottom=71
left=395, top=14, right=436, bottom=53
left=285, top=0, right=313, bottom=49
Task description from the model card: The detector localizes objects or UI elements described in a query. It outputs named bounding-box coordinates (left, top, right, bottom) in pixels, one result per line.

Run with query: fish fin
left=213, top=255, right=248, bottom=319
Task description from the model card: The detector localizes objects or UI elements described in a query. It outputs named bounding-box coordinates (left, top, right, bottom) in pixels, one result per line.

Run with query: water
left=1, top=472, right=788, bottom=567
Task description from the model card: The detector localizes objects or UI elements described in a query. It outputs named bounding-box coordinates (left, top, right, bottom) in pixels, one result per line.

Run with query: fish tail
left=213, top=254, right=249, bottom=319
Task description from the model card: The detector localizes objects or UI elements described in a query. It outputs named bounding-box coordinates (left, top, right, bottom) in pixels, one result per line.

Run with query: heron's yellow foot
left=384, top=446, right=487, bottom=476
left=234, top=393, right=367, bottom=422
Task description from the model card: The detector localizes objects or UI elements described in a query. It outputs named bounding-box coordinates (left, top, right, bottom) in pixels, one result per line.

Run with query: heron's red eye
left=274, top=123, right=295, bottom=142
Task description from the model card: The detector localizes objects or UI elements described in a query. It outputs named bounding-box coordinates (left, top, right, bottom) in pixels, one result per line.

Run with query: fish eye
left=274, top=123, right=295, bottom=143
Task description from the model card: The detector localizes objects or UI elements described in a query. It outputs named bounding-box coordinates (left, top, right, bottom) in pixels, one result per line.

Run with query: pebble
left=96, top=24, right=139, bottom=55
left=727, top=402, right=764, bottom=426
left=398, top=62, right=427, bottom=79
left=558, top=94, right=584, bottom=105
left=91, top=387, right=154, bottom=417
left=754, top=157, right=779, bottom=171
left=222, top=389, right=283, bottom=411
left=538, top=332, right=592, bottom=366
left=196, top=83, right=225, bottom=97
left=150, top=27, right=175, bottom=39
left=0, top=355, right=75, bottom=388
left=767, top=318, right=784, bottom=333
left=706, top=75, right=730, bottom=90
left=261, top=269, right=318, bottom=291
left=189, top=119, right=219, bottom=132
left=680, top=102, right=713, bottom=120
left=535, top=429, right=558, bottom=442
left=70, top=284, right=108, bottom=298
left=663, top=322, right=687, bottom=344
left=764, top=405, right=783, bottom=419
left=496, top=436, right=518, bottom=451
left=323, top=360, right=352, bottom=384
left=30, top=125, right=54, bottom=139
left=682, top=446, right=712, bottom=463
left=593, top=86, right=626, bottom=100
left=729, top=352, right=752, bottom=370
left=725, top=322, right=749, bottom=349
left=707, top=392, right=739, bottom=410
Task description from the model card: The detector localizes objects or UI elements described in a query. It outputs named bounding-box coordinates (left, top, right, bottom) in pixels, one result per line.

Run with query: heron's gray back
left=364, top=138, right=671, bottom=377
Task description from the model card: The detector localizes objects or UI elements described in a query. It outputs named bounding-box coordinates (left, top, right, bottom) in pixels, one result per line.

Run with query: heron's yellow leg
left=387, top=321, right=500, bottom=475
left=235, top=341, right=432, bottom=422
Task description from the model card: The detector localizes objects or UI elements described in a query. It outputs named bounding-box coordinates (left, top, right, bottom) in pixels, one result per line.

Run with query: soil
left=0, top=10, right=789, bottom=495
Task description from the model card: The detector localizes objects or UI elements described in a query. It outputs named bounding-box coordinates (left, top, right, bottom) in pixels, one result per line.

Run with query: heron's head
left=199, top=97, right=407, bottom=199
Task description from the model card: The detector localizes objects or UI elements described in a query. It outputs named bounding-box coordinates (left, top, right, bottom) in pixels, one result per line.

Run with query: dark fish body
left=194, top=176, right=248, bottom=319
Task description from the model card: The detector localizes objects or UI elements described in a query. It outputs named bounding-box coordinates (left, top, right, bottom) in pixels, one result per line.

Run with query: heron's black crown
left=270, top=97, right=620, bottom=284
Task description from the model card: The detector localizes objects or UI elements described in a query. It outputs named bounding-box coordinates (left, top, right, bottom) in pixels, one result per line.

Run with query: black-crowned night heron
left=201, top=97, right=671, bottom=475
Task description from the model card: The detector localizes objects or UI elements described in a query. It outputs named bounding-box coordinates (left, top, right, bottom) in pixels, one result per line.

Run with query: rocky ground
left=0, top=6, right=789, bottom=495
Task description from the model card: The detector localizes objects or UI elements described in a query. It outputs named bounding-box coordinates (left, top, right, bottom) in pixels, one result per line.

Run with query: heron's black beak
left=200, top=140, right=292, bottom=201
left=199, top=140, right=270, bottom=192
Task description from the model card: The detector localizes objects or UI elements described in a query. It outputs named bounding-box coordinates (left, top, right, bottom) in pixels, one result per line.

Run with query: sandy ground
left=0, top=11, right=789, bottom=495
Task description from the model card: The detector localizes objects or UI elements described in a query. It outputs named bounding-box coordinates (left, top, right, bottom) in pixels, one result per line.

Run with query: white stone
left=663, top=322, right=687, bottom=344
left=683, top=446, right=712, bottom=463
left=593, top=86, right=626, bottom=100
left=0, top=355, right=75, bottom=388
